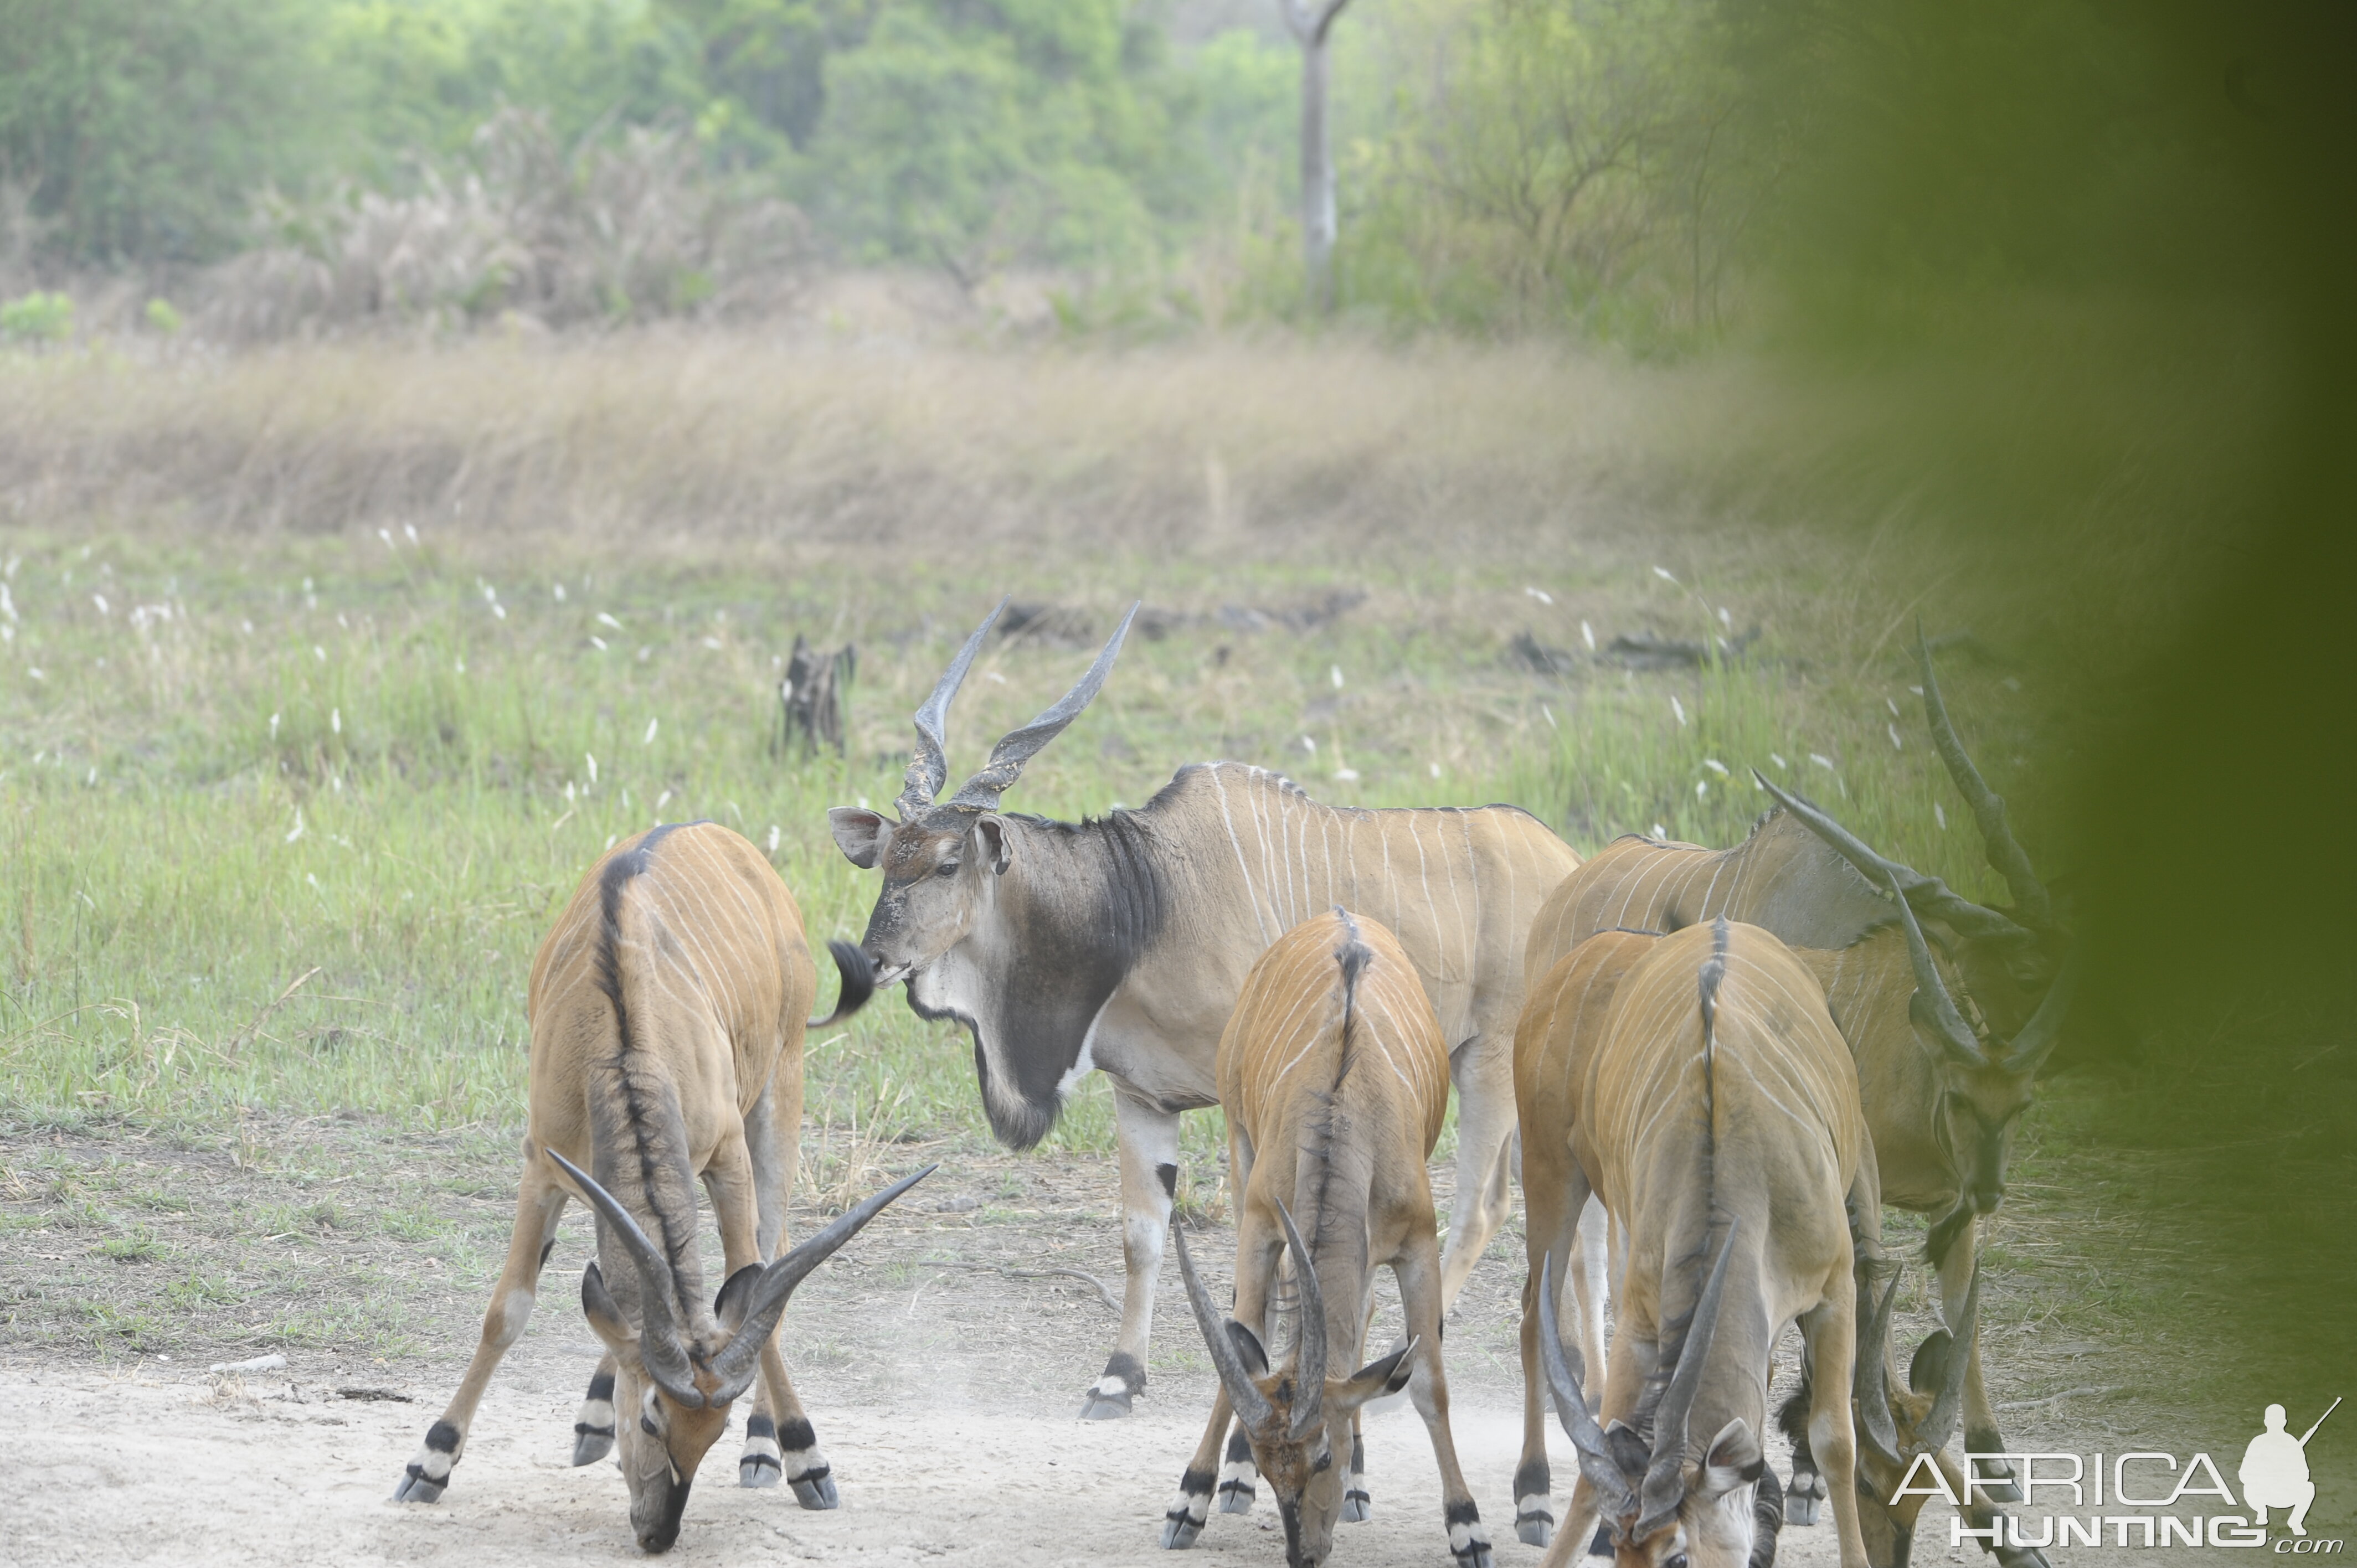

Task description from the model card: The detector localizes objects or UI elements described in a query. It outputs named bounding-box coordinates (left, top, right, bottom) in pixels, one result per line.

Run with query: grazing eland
left=1520, top=633, right=2072, bottom=1509
left=390, top=822, right=927, bottom=1552
left=1162, top=909, right=1493, bottom=1568
left=1527, top=918, right=1880, bottom=1568
left=829, top=600, right=1581, bottom=1417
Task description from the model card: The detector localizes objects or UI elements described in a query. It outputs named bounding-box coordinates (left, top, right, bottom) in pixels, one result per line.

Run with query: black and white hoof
left=1339, top=1433, right=1370, bottom=1523
left=1784, top=1464, right=1826, bottom=1526
left=1079, top=1352, right=1145, bottom=1420
left=1162, top=1466, right=1214, bottom=1549
left=393, top=1420, right=461, bottom=1503
left=572, top=1370, right=616, bottom=1466
left=1513, top=1457, right=1552, bottom=1545
left=1588, top=1523, right=1614, bottom=1557
left=777, top=1417, right=837, bottom=1509
left=1217, top=1427, right=1258, bottom=1515
left=739, top=1411, right=783, bottom=1488
left=1446, top=1501, right=1494, bottom=1568
left=1969, top=1436, right=2023, bottom=1503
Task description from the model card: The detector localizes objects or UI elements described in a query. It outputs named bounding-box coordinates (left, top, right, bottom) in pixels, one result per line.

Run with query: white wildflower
left=1703, top=758, right=1728, bottom=776
left=1335, top=768, right=1360, bottom=782
left=655, top=789, right=672, bottom=813
left=1542, top=704, right=1558, bottom=729
left=1671, top=695, right=1688, bottom=727
left=378, top=528, right=394, bottom=551
left=604, top=834, right=617, bottom=852
left=1652, top=566, right=1679, bottom=585
left=1908, top=684, right=1924, bottom=696
left=1887, top=723, right=1904, bottom=751
left=404, top=524, right=419, bottom=545
left=1770, top=752, right=1788, bottom=770
left=92, top=593, right=109, bottom=615
left=331, top=708, right=342, bottom=734
left=1934, top=802, right=1948, bottom=831
left=27, top=667, right=43, bottom=680
left=857, top=795, right=870, bottom=809
left=564, top=780, right=577, bottom=803
left=985, top=669, right=1006, bottom=684
left=766, top=824, right=781, bottom=853
left=1697, top=780, right=1709, bottom=798
left=1301, top=735, right=1317, bottom=754
left=1525, top=586, right=1553, bottom=605
left=1886, top=697, right=1901, bottom=718
left=1810, top=752, right=1835, bottom=771
left=596, top=612, right=624, bottom=631
left=454, top=657, right=465, bottom=674
left=240, top=619, right=254, bottom=635
left=589, top=635, right=607, bottom=651
left=1581, top=619, right=1596, bottom=651
left=313, top=645, right=326, bottom=662
left=643, top=718, right=659, bottom=746
left=492, top=604, right=507, bottom=620
left=1330, top=664, right=1344, bottom=689
left=1429, top=762, right=1442, bottom=780
left=585, top=753, right=598, bottom=783
left=1718, top=606, right=1733, bottom=630
left=554, top=584, right=567, bottom=602
left=306, top=873, right=320, bottom=889
left=286, top=809, right=305, bottom=843
left=1652, top=823, right=1668, bottom=840
left=0, top=584, right=14, bottom=621
left=702, top=637, right=722, bottom=651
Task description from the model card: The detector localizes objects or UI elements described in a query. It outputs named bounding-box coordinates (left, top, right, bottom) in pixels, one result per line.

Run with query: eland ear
left=828, top=807, right=888, bottom=869
left=1337, top=1337, right=1418, bottom=1410
left=713, top=1263, right=763, bottom=1334
left=975, top=814, right=1013, bottom=875
left=1226, top=1321, right=1271, bottom=1378
left=580, top=1261, right=636, bottom=1354
left=1698, top=1417, right=1764, bottom=1501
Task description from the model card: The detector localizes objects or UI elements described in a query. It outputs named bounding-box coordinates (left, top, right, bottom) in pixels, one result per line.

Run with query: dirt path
left=0, top=1091, right=2245, bottom=1567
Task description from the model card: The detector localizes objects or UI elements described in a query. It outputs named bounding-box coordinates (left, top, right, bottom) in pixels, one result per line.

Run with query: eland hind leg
left=1437, top=1033, right=1516, bottom=1311
left=395, top=1156, right=567, bottom=1502
left=1512, top=1149, right=1594, bottom=1547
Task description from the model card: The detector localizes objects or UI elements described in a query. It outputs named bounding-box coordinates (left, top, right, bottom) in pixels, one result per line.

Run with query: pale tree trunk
left=1282, top=0, right=1352, bottom=314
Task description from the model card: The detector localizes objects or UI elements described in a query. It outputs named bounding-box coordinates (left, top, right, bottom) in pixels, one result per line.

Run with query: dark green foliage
left=0, top=0, right=338, bottom=262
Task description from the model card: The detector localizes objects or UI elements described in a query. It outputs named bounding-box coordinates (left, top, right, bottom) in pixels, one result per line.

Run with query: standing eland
left=390, top=822, right=928, bottom=1552
left=829, top=599, right=1582, bottom=1417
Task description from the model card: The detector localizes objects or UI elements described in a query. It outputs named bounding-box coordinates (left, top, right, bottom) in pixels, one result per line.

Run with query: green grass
left=0, top=528, right=2057, bottom=1158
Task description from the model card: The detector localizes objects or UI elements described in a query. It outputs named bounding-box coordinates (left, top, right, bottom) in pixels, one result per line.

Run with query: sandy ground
left=0, top=1330, right=2044, bottom=1568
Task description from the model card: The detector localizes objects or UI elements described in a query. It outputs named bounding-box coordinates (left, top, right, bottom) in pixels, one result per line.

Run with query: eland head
left=828, top=598, right=1139, bottom=987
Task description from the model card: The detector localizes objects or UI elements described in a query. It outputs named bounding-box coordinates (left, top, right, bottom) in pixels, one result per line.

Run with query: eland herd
left=394, top=597, right=2068, bottom=1568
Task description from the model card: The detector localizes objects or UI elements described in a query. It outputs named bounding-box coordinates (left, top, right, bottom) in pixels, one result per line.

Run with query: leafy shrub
left=0, top=290, right=74, bottom=342
left=205, top=109, right=809, bottom=338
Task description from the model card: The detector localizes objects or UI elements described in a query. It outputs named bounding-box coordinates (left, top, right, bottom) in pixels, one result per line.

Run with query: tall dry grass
left=0, top=336, right=1738, bottom=563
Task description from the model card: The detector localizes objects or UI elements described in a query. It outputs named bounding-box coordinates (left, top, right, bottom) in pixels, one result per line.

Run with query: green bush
left=0, top=290, right=73, bottom=341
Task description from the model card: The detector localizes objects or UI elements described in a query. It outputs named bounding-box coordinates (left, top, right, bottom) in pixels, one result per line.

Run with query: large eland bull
left=391, top=822, right=928, bottom=1552
left=829, top=601, right=1582, bottom=1416
left=1522, top=634, right=2073, bottom=1514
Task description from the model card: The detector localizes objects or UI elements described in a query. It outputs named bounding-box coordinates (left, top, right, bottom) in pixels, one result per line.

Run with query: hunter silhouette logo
left=2244, top=1397, right=2338, bottom=1538
left=1883, top=1393, right=2342, bottom=1550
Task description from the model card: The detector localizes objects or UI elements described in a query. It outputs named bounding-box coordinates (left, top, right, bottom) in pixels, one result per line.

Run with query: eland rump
left=1521, top=633, right=2072, bottom=1511
left=829, top=600, right=1581, bottom=1417
left=1524, top=918, right=1880, bottom=1568
left=390, top=821, right=927, bottom=1552
left=1164, top=909, right=1493, bottom=1568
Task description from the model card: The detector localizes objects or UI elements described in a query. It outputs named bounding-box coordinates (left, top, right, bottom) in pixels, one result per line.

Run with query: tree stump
left=777, top=635, right=855, bottom=758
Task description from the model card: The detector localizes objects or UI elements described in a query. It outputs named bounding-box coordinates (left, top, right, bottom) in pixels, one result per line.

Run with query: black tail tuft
left=1749, top=1466, right=1784, bottom=1568
left=810, top=938, right=874, bottom=1027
